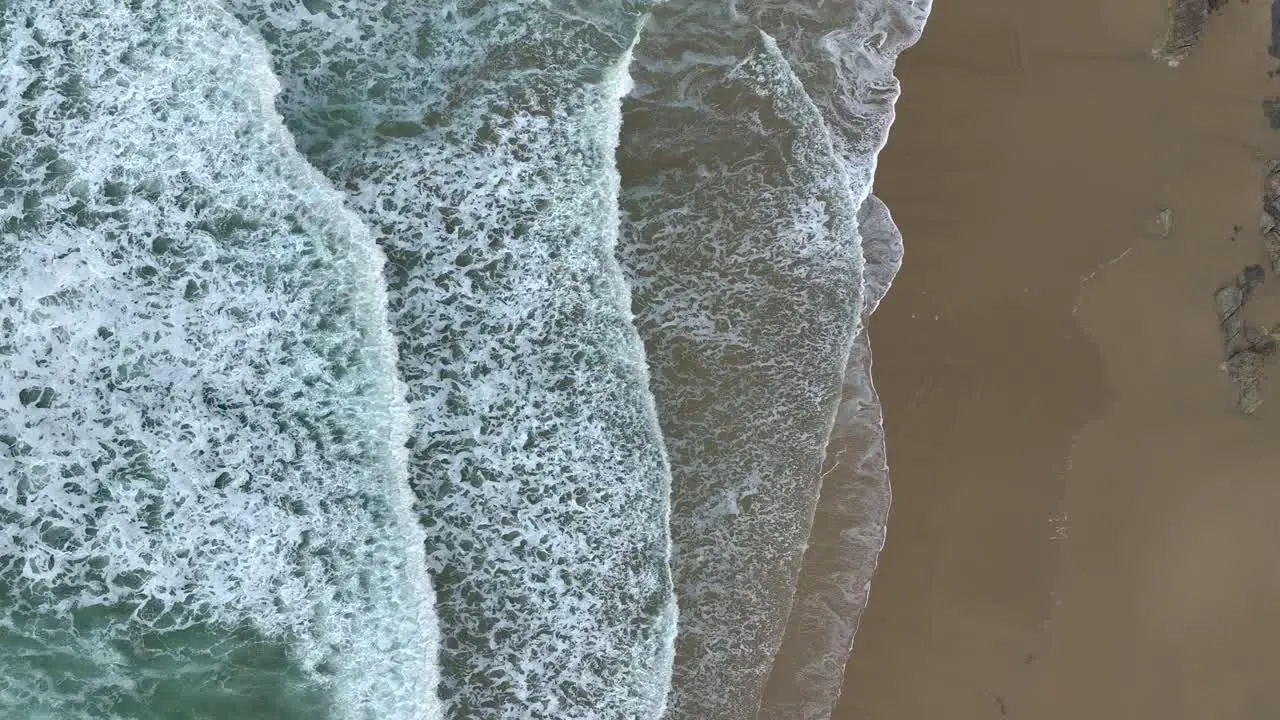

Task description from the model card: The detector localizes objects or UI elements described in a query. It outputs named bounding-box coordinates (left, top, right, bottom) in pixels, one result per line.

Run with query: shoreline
left=838, top=0, right=1280, bottom=717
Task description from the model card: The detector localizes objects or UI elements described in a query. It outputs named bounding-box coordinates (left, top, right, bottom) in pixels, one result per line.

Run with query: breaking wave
left=0, top=0, right=928, bottom=716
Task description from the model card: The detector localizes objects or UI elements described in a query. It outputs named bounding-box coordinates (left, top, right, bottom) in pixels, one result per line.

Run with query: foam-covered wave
left=620, top=0, right=930, bottom=715
left=0, top=1, right=440, bottom=717
left=226, top=1, right=678, bottom=715
left=759, top=195, right=904, bottom=720
left=620, top=11, right=865, bottom=717
left=749, top=0, right=930, bottom=713
left=740, top=0, right=932, bottom=204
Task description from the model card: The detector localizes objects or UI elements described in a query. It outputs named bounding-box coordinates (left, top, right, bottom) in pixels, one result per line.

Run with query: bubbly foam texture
left=741, top=0, right=933, bottom=206
left=0, top=2, right=440, bottom=717
left=621, top=14, right=866, bottom=718
left=749, top=0, right=930, bottom=713
left=1, top=0, right=930, bottom=714
left=225, top=1, right=678, bottom=715
left=759, top=195, right=905, bottom=720
left=620, top=0, right=931, bottom=716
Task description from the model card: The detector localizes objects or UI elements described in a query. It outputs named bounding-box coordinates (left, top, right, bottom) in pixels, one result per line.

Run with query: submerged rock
left=1153, top=0, right=1207, bottom=66
left=1264, top=98, right=1280, bottom=129
left=1150, top=207, right=1174, bottom=238
left=1215, top=282, right=1247, bottom=354
left=1264, top=161, right=1280, bottom=271
left=1242, top=263, right=1267, bottom=294
left=1223, top=349, right=1267, bottom=415
left=1272, top=0, right=1280, bottom=58
left=1245, top=323, right=1279, bottom=356
left=1214, top=264, right=1276, bottom=414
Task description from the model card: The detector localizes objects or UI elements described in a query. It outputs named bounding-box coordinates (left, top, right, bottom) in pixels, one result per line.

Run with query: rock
left=1242, top=263, right=1266, bottom=294
left=1265, top=232, right=1280, bottom=273
left=1245, top=323, right=1278, bottom=356
left=1215, top=266, right=1266, bottom=356
left=1215, top=283, right=1247, bottom=354
left=1265, top=98, right=1280, bottom=129
left=1224, top=349, right=1266, bottom=415
left=1265, top=160, right=1280, bottom=207
left=1272, top=0, right=1280, bottom=58
left=1153, top=0, right=1208, bottom=66
left=1151, top=208, right=1174, bottom=238
left=1263, top=162, right=1280, bottom=270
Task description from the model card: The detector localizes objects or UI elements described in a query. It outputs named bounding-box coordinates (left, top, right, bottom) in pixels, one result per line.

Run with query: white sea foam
left=620, top=0, right=931, bottom=716
left=750, top=0, right=931, bottom=713
left=759, top=195, right=904, bottom=720
left=227, top=1, right=678, bottom=716
left=0, top=2, right=440, bottom=717
left=2, top=0, right=931, bottom=714
left=621, top=14, right=866, bottom=718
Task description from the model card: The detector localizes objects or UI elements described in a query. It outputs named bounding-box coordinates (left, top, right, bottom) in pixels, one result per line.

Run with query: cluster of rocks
left=1261, top=160, right=1280, bottom=270
left=1216, top=163, right=1280, bottom=415
left=1154, top=0, right=1208, bottom=65
left=1215, top=264, right=1272, bottom=414
left=1154, top=1, right=1280, bottom=414
left=1152, top=0, right=1231, bottom=66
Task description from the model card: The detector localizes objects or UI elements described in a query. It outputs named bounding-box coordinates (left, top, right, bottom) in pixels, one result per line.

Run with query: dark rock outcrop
left=1154, top=0, right=1207, bottom=65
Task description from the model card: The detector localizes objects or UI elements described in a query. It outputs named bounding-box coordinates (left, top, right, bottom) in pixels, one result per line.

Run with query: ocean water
left=0, top=0, right=929, bottom=718
left=759, top=195, right=906, bottom=720
left=0, top=2, right=439, bottom=718
left=217, top=1, right=679, bottom=716
left=618, top=18, right=867, bottom=719
left=753, top=0, right=930, bottom=715
left=618, top=0, right=929, bottom=717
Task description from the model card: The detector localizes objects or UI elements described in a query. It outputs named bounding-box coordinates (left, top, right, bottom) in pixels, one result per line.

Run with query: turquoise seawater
left=1, top=2, right=438, bottom=718
left=0, top=0, right=930, bottom=717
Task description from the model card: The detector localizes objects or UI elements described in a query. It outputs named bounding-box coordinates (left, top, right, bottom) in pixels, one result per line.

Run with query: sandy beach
left=838, top=1, right=1280, bottom=718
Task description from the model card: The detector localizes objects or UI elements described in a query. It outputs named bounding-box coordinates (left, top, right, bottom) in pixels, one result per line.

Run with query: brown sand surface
left=836, top=1, right=1280, bottom=718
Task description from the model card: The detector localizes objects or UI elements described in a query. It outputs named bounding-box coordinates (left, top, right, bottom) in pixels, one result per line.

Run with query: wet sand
left=838, top=1, right=1280, bottom=718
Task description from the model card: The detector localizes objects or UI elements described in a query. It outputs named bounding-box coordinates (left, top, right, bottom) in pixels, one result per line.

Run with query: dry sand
left=837, top=0, right=1280, bottom=718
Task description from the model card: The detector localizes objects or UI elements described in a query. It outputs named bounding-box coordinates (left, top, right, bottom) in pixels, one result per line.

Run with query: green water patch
left=0, top=584, right=334, bottom=720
